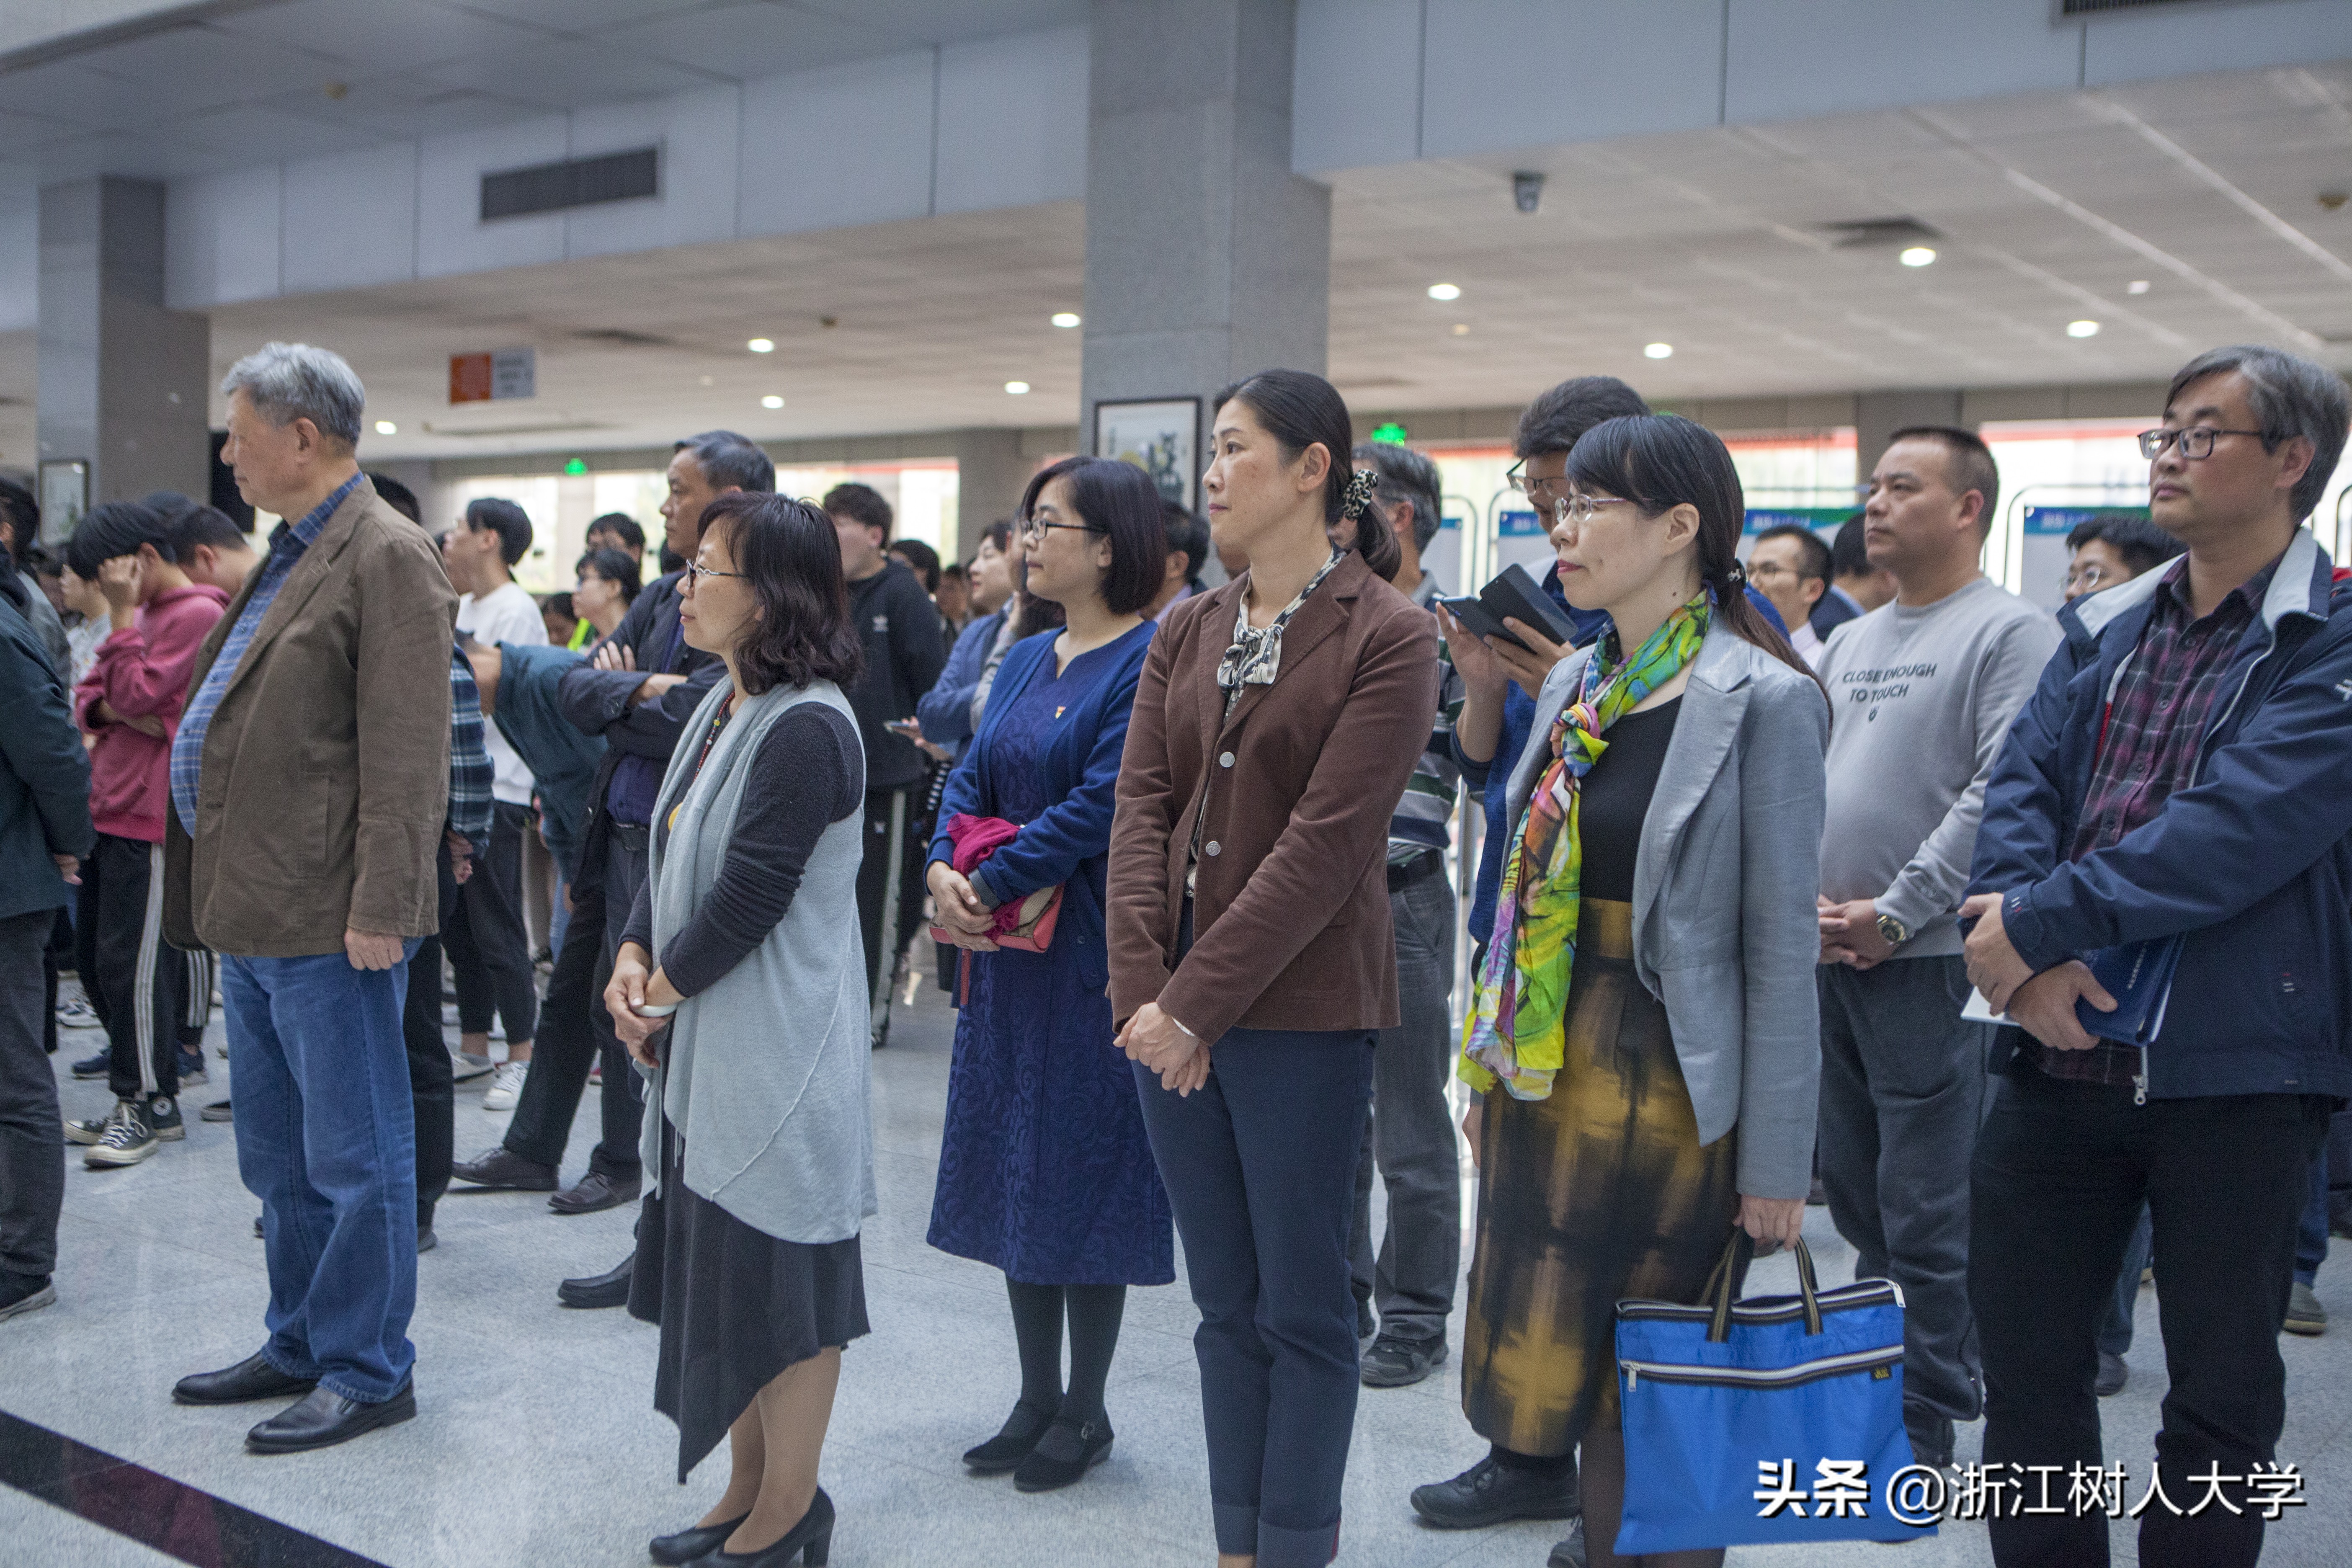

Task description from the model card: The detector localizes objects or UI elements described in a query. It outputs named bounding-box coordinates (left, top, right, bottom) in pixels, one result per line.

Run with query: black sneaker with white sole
left=70, top=1050, right=110, bottom=1079
left=67, top=1096, right=182, bottom=1146
left=0, top=1271, right=56, bottom=1323
left=85, top=1097, right=176, bottom=1168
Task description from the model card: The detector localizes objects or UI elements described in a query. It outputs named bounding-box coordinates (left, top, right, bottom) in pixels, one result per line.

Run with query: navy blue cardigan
left=926, top=620, right=1157, bottom=992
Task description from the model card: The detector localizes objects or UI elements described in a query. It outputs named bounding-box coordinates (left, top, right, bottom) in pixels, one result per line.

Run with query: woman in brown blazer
left=1109, top=369, right=1438, bottom=1568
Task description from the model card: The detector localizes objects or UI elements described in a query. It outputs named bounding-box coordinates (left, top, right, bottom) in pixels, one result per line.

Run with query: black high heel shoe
left=650, top=1512, right=748, bottom=1565
left=689, top=1487, right=833, bottom=1568
left=962, top=1400, right=1055, bottom=1473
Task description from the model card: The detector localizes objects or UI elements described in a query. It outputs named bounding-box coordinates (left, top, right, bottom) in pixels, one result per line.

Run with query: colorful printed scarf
left=1459, top=593, right=1711, bottom=1099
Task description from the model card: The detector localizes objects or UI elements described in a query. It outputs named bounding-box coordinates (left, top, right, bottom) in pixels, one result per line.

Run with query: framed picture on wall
left=1093, top=397, right=1200, bottom=512
left=37, top=460, right=88, bottom=544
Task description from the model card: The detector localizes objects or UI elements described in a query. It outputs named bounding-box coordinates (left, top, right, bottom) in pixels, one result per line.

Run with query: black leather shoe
left=173, top=1351, right=318, bottom=1406
left=691, top=1486, right=833, bottom=1566
left=1014, top=1418, right=1113, bottom=1492
left=2095, top=1350, right=2128, bottom=1397
left=962, top=1400, right=1055, bottom=1472
left=1547, top=1518, right=1588, bottom=1567
left=449, top=1147, right=558, bottom=1191
left=558, top=1252, right=633, bottom=1309
left=417, top=1227, right=438, bottom=1255
left=549, top=1167, right=641, bottom=1215
left=1360, top=1332, right=1447, bottom=1388
left=650, top=1513, right=748, bottom=1566
left=1410, top=1452, right=1581, bottom=1529
left=246, top=1380, right=416, bottom=1454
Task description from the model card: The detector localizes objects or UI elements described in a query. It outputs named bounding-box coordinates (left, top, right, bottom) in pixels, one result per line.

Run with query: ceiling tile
left=597, top=2, right=905, bottom=80
left=451, top=0, right=725, bottom=33
left=419, top=37, right=723, bottom=108
left=289, top=75, right=555, bottom=138
left=212, top=0, right=559, bottom=77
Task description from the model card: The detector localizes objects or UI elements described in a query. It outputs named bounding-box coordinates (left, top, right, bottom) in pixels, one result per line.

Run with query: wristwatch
left=1875, top=912, right=1912, bottom=948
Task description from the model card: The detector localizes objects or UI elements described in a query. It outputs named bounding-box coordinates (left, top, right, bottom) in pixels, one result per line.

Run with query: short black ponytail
left=1214, top=369, right=1403, bottom=581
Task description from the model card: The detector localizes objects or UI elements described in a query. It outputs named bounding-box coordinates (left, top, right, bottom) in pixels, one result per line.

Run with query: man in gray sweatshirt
left=1813, top=427, right=2061, bottom=1470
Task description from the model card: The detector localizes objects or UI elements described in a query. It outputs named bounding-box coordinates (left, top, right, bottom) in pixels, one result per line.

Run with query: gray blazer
left=1504, top=617, right=1828, bottom=1198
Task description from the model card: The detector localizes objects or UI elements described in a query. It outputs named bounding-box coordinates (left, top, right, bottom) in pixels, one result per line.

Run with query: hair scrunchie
left=1717, top=558, right=1748, bottom=590
left=1338, top=468, right=1381, bottom=522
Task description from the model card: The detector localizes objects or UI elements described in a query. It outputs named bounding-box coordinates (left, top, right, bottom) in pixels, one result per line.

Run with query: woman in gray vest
left=606, top=493, right=873, bottom=1568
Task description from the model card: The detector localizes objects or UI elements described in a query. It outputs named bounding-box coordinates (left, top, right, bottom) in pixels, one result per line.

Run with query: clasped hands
left=605, top=941, right=681, bottom=1068
left=1116, top=1003, right=1210, bottom=1096
left=926, top=862, right=1000, bottom=952
left=591, top=637, right=686, bottom=707
left=1959, top=891, right=2117, bottom=1053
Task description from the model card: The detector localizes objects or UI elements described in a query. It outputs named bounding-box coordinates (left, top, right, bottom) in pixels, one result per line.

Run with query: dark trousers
left=402, top=859, right=459, bottom=1231
left=178, top=948, right=215, bottom=1047
left=72, top=833, right=183, bottom=1104
left=0, top=909, right=63, bottom=1282
left=2096, top=1205, right=2154, bottom=1358
left=443, top=801, right=538, bottom=1046
left=1349, top=865, right=1460, bottom=1344
left=1971, top=1063, right=2329, bottom=1568
left=503, top=828, right=645, bottom=1177
left=1817, top=957, right=1987, bottom=1432
left=1135, top=1026, right=1375, bottom=1568
left=43, top=907, right=71, bottom=1057
left=855, top=786, right=920, bottom=1034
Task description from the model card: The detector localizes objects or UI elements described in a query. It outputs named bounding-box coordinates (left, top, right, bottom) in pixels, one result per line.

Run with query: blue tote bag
left=1613, top=1233, right=1936, bottom=1554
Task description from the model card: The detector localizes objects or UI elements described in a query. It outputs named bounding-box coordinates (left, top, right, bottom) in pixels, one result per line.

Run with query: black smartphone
left=1440, top=563, right=1576, bottom=653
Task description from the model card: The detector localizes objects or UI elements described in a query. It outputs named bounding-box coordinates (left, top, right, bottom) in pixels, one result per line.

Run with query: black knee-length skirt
left=629, top=1114, right=869, bottom=1480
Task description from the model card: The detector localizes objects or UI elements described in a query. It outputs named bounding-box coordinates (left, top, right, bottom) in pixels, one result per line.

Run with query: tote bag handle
left=1699, top=1230, right=1824, bottom=1342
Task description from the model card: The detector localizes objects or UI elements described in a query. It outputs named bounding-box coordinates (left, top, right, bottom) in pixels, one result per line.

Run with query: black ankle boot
left=962, top=1400, right=1055, bottom=1473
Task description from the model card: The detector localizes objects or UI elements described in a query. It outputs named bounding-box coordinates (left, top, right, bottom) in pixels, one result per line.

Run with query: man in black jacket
left=0, top=552, right=95, bottom=1324
left=450, top=432, right=771, bottom=1308
left=825, top=482, right=947, bottom=1046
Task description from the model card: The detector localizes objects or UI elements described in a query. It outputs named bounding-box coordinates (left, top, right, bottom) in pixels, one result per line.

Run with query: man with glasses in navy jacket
left=1961, top=344, right=2352, bottom=1568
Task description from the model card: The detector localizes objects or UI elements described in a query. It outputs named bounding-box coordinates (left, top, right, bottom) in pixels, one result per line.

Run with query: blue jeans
left=223, top=946, right=420, bottom=1403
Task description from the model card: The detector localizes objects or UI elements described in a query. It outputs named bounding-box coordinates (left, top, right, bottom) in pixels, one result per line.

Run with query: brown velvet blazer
left=1107, top=548, right=1438, bottom=1042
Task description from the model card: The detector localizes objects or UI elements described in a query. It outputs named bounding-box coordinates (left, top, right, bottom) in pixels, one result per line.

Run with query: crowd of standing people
left=0, top=334, right=2347, bottom=1568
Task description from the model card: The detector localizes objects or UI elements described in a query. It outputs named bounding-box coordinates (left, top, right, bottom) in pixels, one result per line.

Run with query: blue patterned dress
left=926, top=643, right=1174, bottom=1286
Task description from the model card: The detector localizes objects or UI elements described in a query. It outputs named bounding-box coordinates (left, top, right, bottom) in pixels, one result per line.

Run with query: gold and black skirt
left=1459, top=897, right=1741, bottom=1456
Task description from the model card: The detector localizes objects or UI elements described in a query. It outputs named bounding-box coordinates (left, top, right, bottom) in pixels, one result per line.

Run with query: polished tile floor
left=5, top=983, right=2349, bottom=1566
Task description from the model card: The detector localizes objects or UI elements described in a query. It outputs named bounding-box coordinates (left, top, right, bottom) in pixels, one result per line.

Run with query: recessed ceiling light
left=2127, top=280, right=2151, bottom=295
left=1899, top=246, right=1937, bottom=267
left=1051, top=312, right=1081, bottom=328
left=1005, top=381, right=1031, bottom=395
left=1451, top=323, right=1470, bottom=336
left=760, top=395, right=784, bottom=409
left=2067, top=319, right=2101, bottom=338
left=699, top=375, right=715, bottom=387
left=1427, top=282, right=1461, bottom=301
left=373, top=420, right=397, bottom=435
left=746, top=338, right=774, bottom=353
left=1644, top=342, right=1674, bottom=359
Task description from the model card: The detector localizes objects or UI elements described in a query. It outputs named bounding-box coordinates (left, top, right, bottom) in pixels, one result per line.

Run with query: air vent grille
left=481, top=147, right=658, bottom=221
left=2061, top=0, right=2200, bottom=15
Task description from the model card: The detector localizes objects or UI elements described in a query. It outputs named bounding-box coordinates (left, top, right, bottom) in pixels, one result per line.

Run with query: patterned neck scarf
left=1459, top=592, right=1712, bottom=1100
left=1216, top=549, right=1344, bottom=713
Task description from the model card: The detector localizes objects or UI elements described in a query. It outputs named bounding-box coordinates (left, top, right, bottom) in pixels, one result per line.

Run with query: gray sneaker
left=85, top=1099, right=162, bottom=1168
left=2285, top=1281, right=2327, bottom=1337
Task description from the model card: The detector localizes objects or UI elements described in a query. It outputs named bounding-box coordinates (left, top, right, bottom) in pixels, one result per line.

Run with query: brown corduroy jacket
left=1107, top=549, right=1438, bottom=1042
left=164, top=480, right=456, bottom=957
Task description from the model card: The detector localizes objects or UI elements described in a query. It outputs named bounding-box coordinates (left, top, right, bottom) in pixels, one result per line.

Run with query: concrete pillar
left=1079, top=0, right=1330, bottom=485
left=952, top=427, right=1032, bottom=563
left=1855, top=388, right=1965, bottom=480
left=37, top=177, right=209, bottom=528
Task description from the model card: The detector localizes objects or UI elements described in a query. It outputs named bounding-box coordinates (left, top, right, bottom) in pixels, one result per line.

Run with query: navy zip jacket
left=1967, top=527, right=2352, bottom=1101
left=926, top=621, right=1155, bottom=994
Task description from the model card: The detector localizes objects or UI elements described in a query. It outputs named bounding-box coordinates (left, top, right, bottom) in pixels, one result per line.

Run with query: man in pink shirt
left=62, top=500, right=228, bottom=1167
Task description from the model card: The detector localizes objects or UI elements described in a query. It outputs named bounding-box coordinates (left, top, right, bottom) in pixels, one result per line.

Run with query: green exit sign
left=1370, top=421, right=1409, bottom=444
left=563, top=457, right=588, bottom=475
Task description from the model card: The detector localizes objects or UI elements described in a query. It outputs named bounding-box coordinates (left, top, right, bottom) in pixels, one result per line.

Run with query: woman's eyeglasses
left=1017, top=517, right=1103, bottom=541
left=1544, top=493, right=1636, bottom=526
left=683, top=562, right=747, bottom=588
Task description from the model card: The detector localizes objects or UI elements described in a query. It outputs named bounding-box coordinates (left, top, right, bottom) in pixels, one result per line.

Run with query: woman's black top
left=1577, top=697, right=1680, bottom=904
left=620, top=702, right=862, bottom=997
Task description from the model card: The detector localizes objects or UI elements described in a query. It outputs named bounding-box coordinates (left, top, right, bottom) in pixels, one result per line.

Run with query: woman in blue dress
left=925, top=455, right=1173, bottom=1493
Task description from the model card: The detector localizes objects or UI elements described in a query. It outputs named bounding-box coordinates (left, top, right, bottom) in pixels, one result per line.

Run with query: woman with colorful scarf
left=1430, top=414, right=1829, bottom=1568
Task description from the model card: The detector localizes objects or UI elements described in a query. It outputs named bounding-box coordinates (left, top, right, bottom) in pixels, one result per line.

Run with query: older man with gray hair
left=1341, top=439, right=1472, bottom=1395
left=163, top=342, right=455, bottom=1454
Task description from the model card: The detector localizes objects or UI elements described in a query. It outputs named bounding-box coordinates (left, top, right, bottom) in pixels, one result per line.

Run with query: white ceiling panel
left=287, top=75, right=555, bottom=140
left=789, top=0, right=1090, bottom=47
left=601, top=2, right=905, bottom=82
left=213, top=0, right=560, bottom=76
left=451, top=0, right=727, bottom=31
left=420, top=37, right=722, bottom=110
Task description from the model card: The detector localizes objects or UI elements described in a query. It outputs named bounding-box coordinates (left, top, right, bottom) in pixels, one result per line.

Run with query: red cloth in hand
left=943, top=813, right=1028, bottom=938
